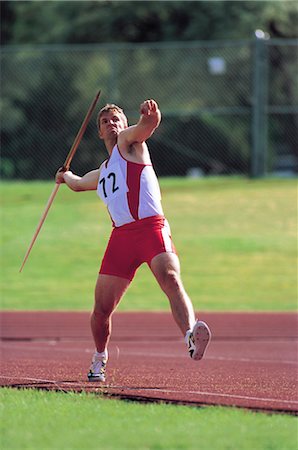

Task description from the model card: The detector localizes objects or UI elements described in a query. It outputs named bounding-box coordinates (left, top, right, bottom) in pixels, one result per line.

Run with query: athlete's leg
left=91, top=274, right=131, bottom=352
left=150, top=252, right=196, bottom=335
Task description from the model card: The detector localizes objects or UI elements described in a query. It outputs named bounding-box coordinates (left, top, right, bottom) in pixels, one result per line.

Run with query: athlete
left=56, top=99, right=211, bottom=382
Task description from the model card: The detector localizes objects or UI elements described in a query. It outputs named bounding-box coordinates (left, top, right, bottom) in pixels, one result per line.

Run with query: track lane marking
left=106, top=386, right=298, bottom=405
left=1, top=375, right=297, bottom=406
left=1, top=342, right=297, bottom=365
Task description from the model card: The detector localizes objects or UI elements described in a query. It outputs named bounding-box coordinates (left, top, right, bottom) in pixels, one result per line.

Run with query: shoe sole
left=87, top=374, right=105, bottom=382
left=192, top=321, right=211, bottom=360
left=87, top=372, right=106, bottom=381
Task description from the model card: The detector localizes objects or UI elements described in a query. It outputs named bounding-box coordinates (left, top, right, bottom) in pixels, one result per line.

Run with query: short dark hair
left=97, top=104, right=128, bottom=130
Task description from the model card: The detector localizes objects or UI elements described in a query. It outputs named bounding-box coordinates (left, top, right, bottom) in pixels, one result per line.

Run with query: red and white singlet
left=97, top=144, right=176, bottom=280
left=97, top=145, right=164, bottom=227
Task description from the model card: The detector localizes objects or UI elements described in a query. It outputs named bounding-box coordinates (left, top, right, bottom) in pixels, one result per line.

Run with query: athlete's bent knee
left=92, top=306, right=113, bottom=321
left=160, top=269, right=181, bottom=294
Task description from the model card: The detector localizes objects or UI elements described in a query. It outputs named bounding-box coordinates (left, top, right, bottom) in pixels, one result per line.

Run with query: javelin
left=19, top=90, right=101, bottom=272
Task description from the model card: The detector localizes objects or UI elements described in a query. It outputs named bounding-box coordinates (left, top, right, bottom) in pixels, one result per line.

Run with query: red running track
left=1, top=311, right=297, bottom=414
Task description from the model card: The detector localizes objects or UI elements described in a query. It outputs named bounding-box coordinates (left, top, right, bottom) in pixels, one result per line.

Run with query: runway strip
left=1, top=311, right=297, bottom=414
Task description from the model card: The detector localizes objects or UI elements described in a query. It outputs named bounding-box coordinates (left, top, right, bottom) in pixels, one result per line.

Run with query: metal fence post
left=251, top=30, right=269, bottom=178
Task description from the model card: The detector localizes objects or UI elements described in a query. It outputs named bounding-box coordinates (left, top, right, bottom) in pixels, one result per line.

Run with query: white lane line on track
left=0, top=374, right=69, bottom=392
left=107, top=386, right=298, bottom=406
left=207, top=355, right=298, bottom=365
left=1, top=342, right=297, bottom=365
left=0, top=375, right=57, bottom=383
left=0, top=375, right=296, bottom=407
left=119, top=350, right=298, bottom=365
left=0, top=342, right=93, bottom=353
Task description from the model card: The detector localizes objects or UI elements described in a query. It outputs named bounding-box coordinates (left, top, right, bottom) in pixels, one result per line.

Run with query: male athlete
left=56, top=99, right=211, bottom=382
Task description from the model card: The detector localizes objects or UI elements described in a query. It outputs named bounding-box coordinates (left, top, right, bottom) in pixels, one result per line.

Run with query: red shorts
left=99, top=215, right=177, bottom=281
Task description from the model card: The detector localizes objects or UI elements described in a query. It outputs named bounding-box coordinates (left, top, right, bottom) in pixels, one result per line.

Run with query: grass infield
left=1, top=388, right=297, bottom=450
left=1, top=177, right=296, bottom=311
left=1, top=177, right=297, bottom=449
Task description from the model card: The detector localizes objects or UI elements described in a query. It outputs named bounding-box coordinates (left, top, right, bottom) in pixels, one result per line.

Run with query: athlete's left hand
left=140, top=99, right=158, bottom=116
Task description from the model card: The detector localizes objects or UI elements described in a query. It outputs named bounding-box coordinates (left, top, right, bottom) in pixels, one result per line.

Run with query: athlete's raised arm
left=118, top=99, right=161, bottom=147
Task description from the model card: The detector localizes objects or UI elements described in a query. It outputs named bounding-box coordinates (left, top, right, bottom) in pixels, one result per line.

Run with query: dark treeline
left=1, top=1, right=297, bottom=179
left=1, top=1, right=297, bottom=46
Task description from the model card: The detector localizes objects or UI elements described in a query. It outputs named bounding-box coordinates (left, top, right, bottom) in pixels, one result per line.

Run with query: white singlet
left=97, top=145, right=164, bottom=227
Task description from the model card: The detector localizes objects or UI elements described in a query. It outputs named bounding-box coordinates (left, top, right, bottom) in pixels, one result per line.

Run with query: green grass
left=1, top=388, right=297, bottom=450
left=1, top=177, right=296, bottom=311
left=1, top=177, right=297, bottom=449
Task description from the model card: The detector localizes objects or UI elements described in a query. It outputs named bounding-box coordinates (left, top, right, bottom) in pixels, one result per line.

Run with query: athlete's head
left=97, top=104, right=128, bottom=140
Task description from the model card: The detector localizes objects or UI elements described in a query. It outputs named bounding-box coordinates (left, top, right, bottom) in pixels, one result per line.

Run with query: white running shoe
left=87, top=352, right=107, bottom=382
left=187, top=320, right=211, bottom=360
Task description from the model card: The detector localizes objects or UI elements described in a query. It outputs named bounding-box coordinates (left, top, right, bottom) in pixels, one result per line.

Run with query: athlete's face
left=99, top=110, right=128, bottom=140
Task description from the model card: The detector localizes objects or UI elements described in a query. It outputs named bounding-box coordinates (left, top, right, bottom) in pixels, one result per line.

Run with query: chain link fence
left=1, top=37, right=297, bottom=179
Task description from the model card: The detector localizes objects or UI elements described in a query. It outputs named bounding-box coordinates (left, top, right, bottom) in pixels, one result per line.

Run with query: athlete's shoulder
left=117, top=140, right=151, bottom=165
left=99, top=160, right=108, bottom=174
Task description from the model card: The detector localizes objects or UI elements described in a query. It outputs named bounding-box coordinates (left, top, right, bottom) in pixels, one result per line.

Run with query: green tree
left=2, top=1, right=297, bottom=46
left=1, top=1, right=297, bottom=179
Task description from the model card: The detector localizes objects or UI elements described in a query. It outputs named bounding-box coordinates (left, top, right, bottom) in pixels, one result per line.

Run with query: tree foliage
left=2, top=0, right=298, bottom=46
left=1, top=1, right=297, bottom=179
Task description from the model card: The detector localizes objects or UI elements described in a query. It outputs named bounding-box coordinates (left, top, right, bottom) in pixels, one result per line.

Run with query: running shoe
left=187, top=320, right=211, bottom=360
left=87, top=352, right=107, bottom=382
